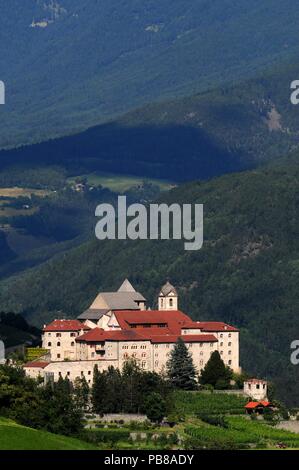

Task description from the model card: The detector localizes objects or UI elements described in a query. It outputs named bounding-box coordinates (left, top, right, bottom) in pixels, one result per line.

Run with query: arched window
left=169, top=298, right=173, bottom=307
left=57, top=342, right=61, bottom=347
left=71, top=342, right=75, bottom=347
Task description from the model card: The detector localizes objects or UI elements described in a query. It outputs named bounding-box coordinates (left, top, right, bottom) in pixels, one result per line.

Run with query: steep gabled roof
left=118, top=279, right=136, bottom=292
left=89, top=292, right=145, bottom=311
left=160, top=281, right=177, bottom=296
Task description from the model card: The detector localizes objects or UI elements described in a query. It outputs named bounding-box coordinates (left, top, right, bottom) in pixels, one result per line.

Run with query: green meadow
left=0, top=417, right=97, bottom=450
left=68, top=172, right=175, bottom=193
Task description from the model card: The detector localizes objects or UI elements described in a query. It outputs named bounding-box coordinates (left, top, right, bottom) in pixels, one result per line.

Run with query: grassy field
left=172, top=390, right=248, bottom=416
left=68, top=172, right=175, bottom=193
left=0, top=207, right=37, bottom=217
left=0, top=418, right=97, bottom=450
left=184, top=416, right=299, bottom=450
left=0, top=188, right=50, bottom=198
left=0, top=187, right=50, bottom=218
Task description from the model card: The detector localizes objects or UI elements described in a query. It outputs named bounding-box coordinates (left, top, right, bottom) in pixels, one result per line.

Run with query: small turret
left=158, top=281, right=178, bottom=310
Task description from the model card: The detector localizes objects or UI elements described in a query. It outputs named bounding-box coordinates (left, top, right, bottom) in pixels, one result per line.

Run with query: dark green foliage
left=82, top=428, right=131, bottom=444
left=0, top=166, right=67, bottom=190
left=166, top=338, right=197, bottom=390
left=73, top=376, right=89, bottom=411
left=200, top=351, right=232, bottom=389
left=143, top=392, right=167, bottom=423
left=0, top=231, right=15, bottom=265
left=197, top=413, right=229, bottom=428
left=0, top=311, right=40, bottom=348
left=92, top=360, right=171, bottom=415
left=91, top=365, right=106, bottom=415
left=13, top=376, right=83, bottom=436
left=0, top=365, right=83, bottom=436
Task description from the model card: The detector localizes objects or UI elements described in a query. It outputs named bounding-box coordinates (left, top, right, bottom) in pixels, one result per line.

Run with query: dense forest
left=1, top=0, right=299, bottom=148
left=1, top=59, right=299, bottom=182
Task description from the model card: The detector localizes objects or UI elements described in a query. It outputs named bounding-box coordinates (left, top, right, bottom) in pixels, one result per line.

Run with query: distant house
left=245, top=401, right=273, bottom=415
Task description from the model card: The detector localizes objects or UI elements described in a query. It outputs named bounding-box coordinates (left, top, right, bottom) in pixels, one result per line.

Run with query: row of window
left=48, top=342, right=75, bottom=347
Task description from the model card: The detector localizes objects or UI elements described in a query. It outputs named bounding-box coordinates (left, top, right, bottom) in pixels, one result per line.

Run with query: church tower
left=158, top=281, right=178, bottom=310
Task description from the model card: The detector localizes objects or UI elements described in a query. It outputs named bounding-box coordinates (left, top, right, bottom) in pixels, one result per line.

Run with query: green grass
left=184, top=416, right=299, bottom=449
left=68, top=172, right=175, bottom=193
left=0, top=417, right=97, bottom=450
left=173, top=390, right=248, bottom=416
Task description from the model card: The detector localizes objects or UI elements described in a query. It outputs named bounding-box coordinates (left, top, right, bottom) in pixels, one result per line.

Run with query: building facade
left=24, top=280, right=240, bottom=383
left=244, top=379, right=268, bottom=401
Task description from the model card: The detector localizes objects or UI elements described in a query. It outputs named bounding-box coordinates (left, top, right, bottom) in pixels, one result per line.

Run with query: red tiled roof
left=112, top=311, right=238, bottom=334
left=181, top=323, right=203, bottom=330
left=24, top=361, right=49, bottom=369
left=43, top=320, right=90, bottom=332
left=195, top=322, right=238, bottom=332
left=113, top=310, right=191, bottom=335
left=245, top=402, right=260, bottom=409
left=245, top=401, right=271, bottom=409
left=149, top=334, right=217, bottom=344
left=76, top=327, right=217, bottom=344
left=260, top=401, right=271, bottom=407
left=76, top=328, right=105, bottom=342
left=76, top=328, right=145, bottom=342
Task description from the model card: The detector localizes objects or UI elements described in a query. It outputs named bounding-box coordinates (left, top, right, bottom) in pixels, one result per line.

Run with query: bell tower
left=158, top=281, right=178, bottom=310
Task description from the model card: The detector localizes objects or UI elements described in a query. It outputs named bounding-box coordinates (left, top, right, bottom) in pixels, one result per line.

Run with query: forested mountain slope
left=1, top=156, right=299, bottom=402
left=1, top=0, right=299, bottom=147
left=2, top=60, right=299, bottom=182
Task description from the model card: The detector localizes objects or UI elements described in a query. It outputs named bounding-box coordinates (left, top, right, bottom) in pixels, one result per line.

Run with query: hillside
left=0, top=156, right=299, bottom=402
left=0, top=417, right=96, bottom=450
left=0, top=312, right=40, bottom=348
left=2, top=60, right=299, bottom=182
left=1, top=0, right=299, bottom=148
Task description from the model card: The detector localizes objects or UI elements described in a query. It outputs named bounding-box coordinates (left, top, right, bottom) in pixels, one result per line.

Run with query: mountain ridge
left=1, top=0, right=299, bottom=148
left=1, top=59, right=299, bottom=182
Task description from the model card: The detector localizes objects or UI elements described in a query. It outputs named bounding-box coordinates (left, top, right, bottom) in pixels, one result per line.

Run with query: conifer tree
left=91, top=365, right=107, bottom=414
left=74, top=376, right=89, bottom=411
left=200, top=350, right=232, bottom=389
left=166, top=338, right=197, bottom=390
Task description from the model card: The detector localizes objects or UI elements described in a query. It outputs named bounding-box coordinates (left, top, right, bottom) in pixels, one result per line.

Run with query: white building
left=24, top=280, right=240, bottom=384
left=244, top=379, right=268, bottom=401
